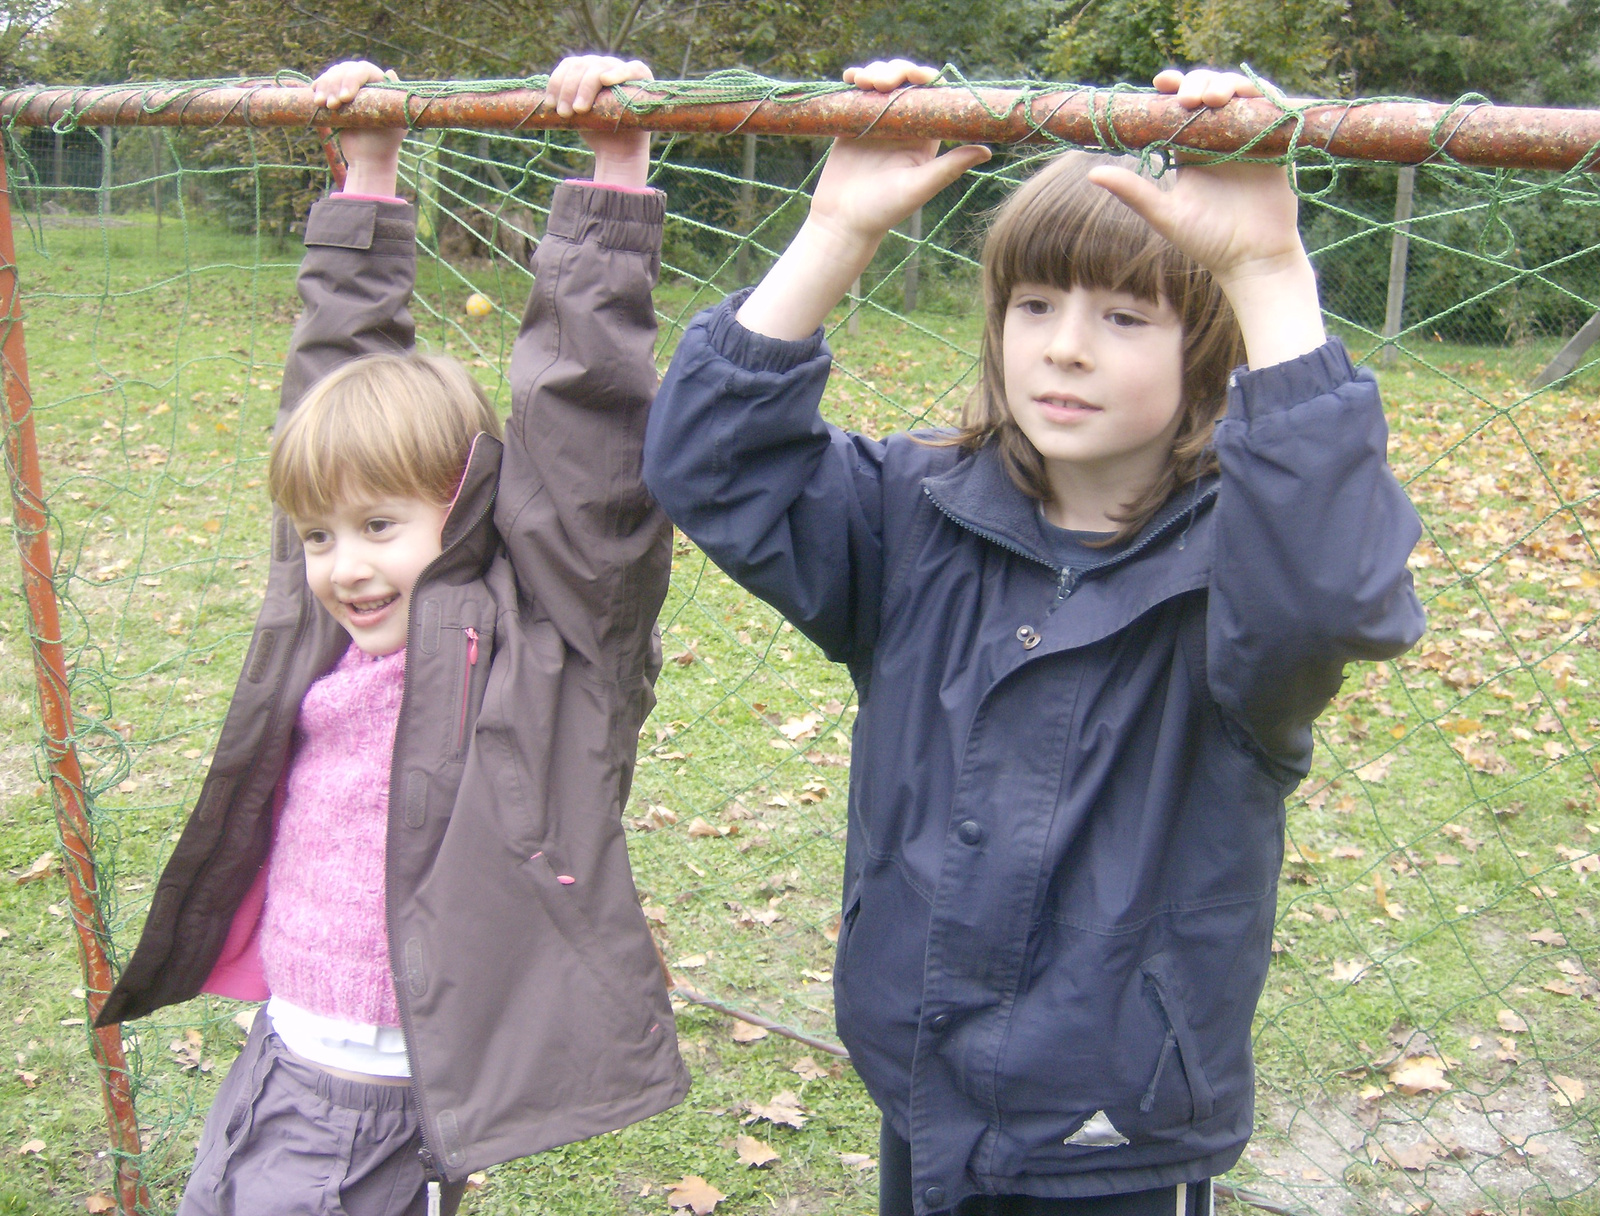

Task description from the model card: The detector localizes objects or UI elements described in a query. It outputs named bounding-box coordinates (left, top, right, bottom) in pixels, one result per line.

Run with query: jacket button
left=924, top=1186, right=947, bottom=1209
left=957, top=820, right=984, bottom=846
left=1016, top=625, right=1040, bottom=650
left=928, top=1013, right=951, bottom=1032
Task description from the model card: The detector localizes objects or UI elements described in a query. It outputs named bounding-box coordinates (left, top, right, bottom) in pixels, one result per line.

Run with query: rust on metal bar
left=0, top=153, right=149, bottom=1216
left=4, top=80, right=1600, bottom=171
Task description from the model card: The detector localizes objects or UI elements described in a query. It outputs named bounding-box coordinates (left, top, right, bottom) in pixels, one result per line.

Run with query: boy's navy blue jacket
left=643, top=295, right=1425, bottom=1213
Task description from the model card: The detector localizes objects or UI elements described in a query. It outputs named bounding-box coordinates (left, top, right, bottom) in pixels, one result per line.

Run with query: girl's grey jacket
left=642, top=296, right=1425, bottom=1213
left=98, top=185, right=691, bottom=1179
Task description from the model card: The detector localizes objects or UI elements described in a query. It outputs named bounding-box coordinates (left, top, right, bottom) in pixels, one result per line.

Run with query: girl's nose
left=330, top=546, right=374, bottom=587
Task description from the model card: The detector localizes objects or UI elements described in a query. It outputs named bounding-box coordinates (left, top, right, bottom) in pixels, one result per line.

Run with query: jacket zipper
left=456, top=626, right=479, bottom=754
left=387, top=489, right=496, bottom=1186
left=1140, top=1028, right=1178, bottom=1113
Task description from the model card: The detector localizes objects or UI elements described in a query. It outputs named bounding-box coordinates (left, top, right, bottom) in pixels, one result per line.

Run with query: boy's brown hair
left=269, top=352, right=502, bottom=519
left=947, top=151, right=1244, bottom=545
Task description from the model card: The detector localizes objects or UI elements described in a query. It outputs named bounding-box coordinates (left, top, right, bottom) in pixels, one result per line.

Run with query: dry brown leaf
left=687, top=817, right=735, bottom=839
left=1330, top=845, right=1366, bottom=860
left=15, top=852, right=57, bottom=885
left=1549, top=1075, right=1586, bottom=1107
left=1528, top=928, right=1567, bottom=946
left=736, top=1134, right=780, bottom=1169
left=676, top=954, right=707, bottom=970
left=1496, top=1009, right=1529, bottom=1034
left=743, top=1091, right=808, bottom=1129
left=1356, top=755, right=1392, bottom=782
left=839, top=1152, right=877, bottom=1171
left=232, top=1008, right=258, bottom=1034
left=1542, top=980, right=1578, bottom=997
left=17, top=1139, right=44, bottom=1155
left=1372, top=1140, right=1442, bottom=1171
left=1387, top=1055, right=1451, bottom=1096
left=667, top=1175, right=725, bottom=1215
left=1329, top=959, right=1369, bottom=985
left=791, top=1056, right=829, bottom=1081
left=84, top=1197, right=115, bottom=1214
left=731, top=1020, right=769, bottom=1044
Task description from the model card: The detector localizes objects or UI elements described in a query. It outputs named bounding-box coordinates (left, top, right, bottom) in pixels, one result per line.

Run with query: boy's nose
left=1044, top=316, right=1094, bottom=370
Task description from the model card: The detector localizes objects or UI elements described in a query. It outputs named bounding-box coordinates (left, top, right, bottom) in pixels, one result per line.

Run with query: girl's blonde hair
left=947, top=151, right=1244, bottom=545
left=269, top=353, right=502, bottom=519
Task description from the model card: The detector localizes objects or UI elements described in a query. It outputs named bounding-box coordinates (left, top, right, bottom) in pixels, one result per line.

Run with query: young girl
left=643, top=62, right=1425, bottom=1216
left=95, top=56, right=689, bottom=1216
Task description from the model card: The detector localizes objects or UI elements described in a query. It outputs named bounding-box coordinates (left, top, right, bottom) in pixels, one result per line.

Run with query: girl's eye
left=301, top=529, right=330, bottom=547
left=1016, top=298, right=1051, bottom=316
left=1109, top=311, right=1146, bottom=328
left=365, top=518, right=396, bottom=537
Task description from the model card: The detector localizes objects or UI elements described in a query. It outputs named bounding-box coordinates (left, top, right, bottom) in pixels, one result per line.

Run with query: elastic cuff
left=702, top=289, right=828, bottom=375
left=567, top=178, right=657, bottom=196
left=1226, top=338, right=1357, bottom=420
left=304, top=196, right=415, bottom=254
left=544, top=180, right=664, bottom=252
left=334, top=191, right=406, bottom=204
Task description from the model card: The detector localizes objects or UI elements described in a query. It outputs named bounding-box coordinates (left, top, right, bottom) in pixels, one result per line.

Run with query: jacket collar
left=921, top=440, right=1218, bottom=578
left=436, top=433, right=504, bottom=576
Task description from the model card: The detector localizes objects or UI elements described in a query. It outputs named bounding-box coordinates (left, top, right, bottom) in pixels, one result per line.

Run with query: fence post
left=904, top=206, right=921, bottom=313
left=99, top=126, right=113, bottom=214
left=1381, top=165, right=1415, bottom=365
left=735, top=132, right=757, bottom=284
left=0, top=144, right=149, bottom=1216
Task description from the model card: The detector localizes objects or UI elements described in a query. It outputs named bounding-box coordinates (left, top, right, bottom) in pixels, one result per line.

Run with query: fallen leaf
left=1372, top=1140, right=1441, bottom=1171
left=84, top=1197, right=115, bottom=1214
left=743, top=1091, right=808, bottom=1129
left=1528, top=928, right=1567, bottom=946
left=1329, top=958, right=1369, bottom=984
left=667, top=1175, right=725, bottom=1215
left=687, top=817, right=736, bottom=839
left=1496, top=1010, right=1529, bottom=1034
left=1356, top=755, right=1392, bottom=782
left=1549, top=1075, right=1586, bottom=1107
left=17, top=1139, right=44, bottom=1155
left=791, top=1056, right=829, bottom=1081
left=1312, top=902, right=1340, bottom=922
left=465, top=1172, right=487, bottom=1191
left=15, top=852, right=56, bottom=884
left=731, top=1020, right=769, bottom=1044
left=232, top=1008, right=258, bottom=1034
left=838, top=1152, right=877, bottom=1171
left=1330, top=845, right=1366, bottom=860
left=676, top=954, right=707, bottom=971
left=1387, top=1055, right=1451, bottom=1096
left=14, top=1070, right=37, bottom=1088
left=736, top=1134, right=780, bottom=1168
left=801, top=968, right=832, bottom=983
left=1541, top=980, right=1577, bottom=997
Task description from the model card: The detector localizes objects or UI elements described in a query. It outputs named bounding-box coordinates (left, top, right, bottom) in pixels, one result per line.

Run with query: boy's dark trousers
left=878, top=1122, right=1213, bottom=1216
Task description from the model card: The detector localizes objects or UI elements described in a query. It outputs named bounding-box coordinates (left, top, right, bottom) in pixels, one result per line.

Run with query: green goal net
left=0, top=77, right=1596, bottom=1216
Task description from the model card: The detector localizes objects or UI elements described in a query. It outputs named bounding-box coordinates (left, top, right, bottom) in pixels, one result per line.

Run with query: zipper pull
left=427, top=1180, right=441, bottom=1216
left=465, top=626, right=479, bottom=666
left=1055, top=567, right=1080, bottom=603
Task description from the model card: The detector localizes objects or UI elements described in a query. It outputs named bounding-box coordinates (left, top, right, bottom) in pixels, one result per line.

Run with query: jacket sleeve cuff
left=1226, top=338, right=1358, bottom=421
left=304, top=196, right=416, bottom=255
left=545, top=180, right=665, bottom=253
left=702, top=288, right=829, bottom=375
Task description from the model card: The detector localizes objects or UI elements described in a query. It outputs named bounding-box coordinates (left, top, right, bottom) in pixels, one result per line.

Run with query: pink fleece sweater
left=258, top=643, right=406, bottom=1026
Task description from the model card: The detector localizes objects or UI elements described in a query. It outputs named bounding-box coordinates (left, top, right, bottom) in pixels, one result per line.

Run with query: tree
left=1047, top=0, right=1344, bottom=93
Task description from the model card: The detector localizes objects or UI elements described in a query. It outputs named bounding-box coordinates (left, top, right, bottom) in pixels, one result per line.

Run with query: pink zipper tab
left=465, top=626, right=479, bottom=666
left=457, top=627, right=480, bottom=752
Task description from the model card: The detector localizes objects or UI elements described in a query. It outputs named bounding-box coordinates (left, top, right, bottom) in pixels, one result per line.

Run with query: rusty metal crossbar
left=2, top=80, right=1600, bottom=171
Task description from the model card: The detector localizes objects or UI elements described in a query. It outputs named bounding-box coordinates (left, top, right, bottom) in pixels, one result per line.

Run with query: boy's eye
left=300, top=528, right=330, bottom=547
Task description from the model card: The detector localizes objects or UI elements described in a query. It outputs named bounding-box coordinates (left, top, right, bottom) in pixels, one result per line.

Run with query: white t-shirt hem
left=265, top=995, right=411, bottom=1078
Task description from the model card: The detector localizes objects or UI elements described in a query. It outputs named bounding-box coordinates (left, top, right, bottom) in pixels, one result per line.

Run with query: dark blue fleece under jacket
left=642, top=295, right=1426, bottom=1214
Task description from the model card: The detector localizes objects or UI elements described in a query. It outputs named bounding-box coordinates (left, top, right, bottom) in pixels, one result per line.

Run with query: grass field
left=0, top=210, right=1596, bottom=1216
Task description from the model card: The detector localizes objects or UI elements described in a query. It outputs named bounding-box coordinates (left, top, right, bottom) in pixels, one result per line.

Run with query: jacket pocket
left=1139, top=952, right=1215, bottom=1123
